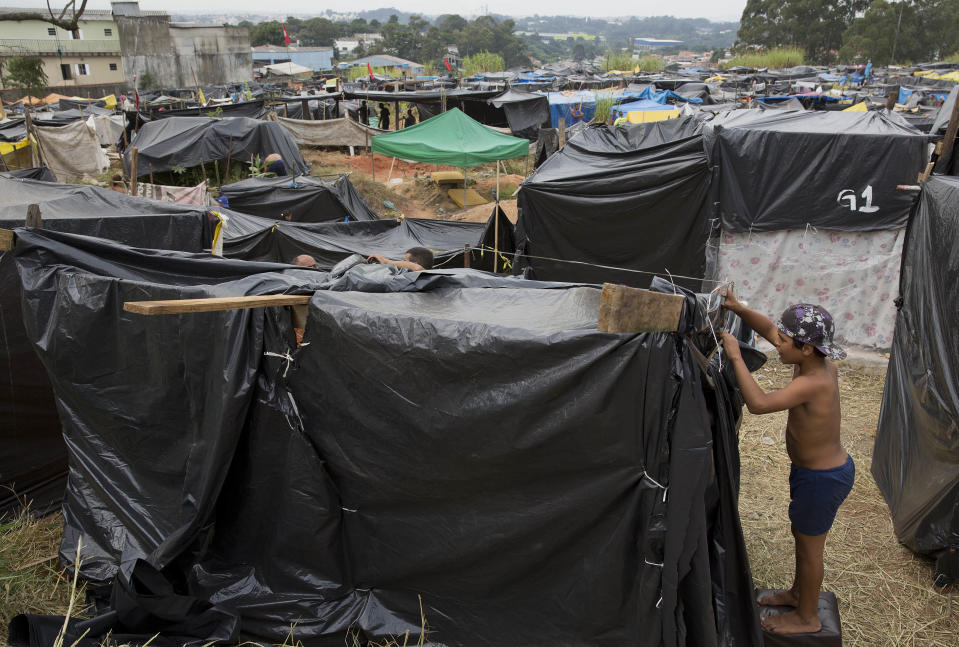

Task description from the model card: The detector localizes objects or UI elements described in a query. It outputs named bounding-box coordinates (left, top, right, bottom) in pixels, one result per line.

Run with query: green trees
left=736, top=0, right=869, bottom=64
left=250, top=21, right=285, bottom=47
left=3, top=56, right=48, bottom=97
left=299, top=18, right=339, bottom=47
left=737, top=0, right=959, bottom=65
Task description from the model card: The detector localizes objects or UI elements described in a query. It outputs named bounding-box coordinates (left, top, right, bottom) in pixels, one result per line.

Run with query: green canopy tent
left=371, top=108, right=530, bottom=271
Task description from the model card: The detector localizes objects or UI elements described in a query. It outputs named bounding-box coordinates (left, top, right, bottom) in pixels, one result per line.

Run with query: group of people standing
left=356, top=101, right=417, bottom=131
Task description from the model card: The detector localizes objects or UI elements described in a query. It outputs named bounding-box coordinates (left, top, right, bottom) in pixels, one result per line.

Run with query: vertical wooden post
left=886, top=90, right=897, bottom=111
left=284, top=103, right=289, bottom=117
left=129, top=146, right=138, bottom=195
left=23, top=109, right=39, bottom=168
left=223, top=136, right=233, bottom=184
left=934, top=91, right=959, bottom=174
left=558, top=117, right=566, bottom=147
left=25, top=204, right=42, bottom=228
left=393, top=100, right=399, bottom=130
left=493, top=160, right=500, bottom=273
left=149, top=163, right=154, bottom=185
left=464, top=243, right=471, bottom=268
left=301, top=98, right=310, bottom=120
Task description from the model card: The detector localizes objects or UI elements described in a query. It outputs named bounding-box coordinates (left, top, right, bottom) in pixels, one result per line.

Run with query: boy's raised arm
left=721, top=332, right=817, bottom=414
left=723, top=286, right=779, bottom=345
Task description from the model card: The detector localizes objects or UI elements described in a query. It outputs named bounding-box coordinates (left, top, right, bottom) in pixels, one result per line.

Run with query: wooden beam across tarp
left=124, top=294, right=311, bottom=315
left=597, top=283, right=686, bottom=333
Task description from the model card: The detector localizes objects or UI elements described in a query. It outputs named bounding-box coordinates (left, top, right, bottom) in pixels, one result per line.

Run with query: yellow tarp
left=0, top=138, right=30, bottom=156
left=447, top=188, right=488, bottom=207
left=626, top=109, right=681, bottom=123
left=843, top=102, right=868, bottom=111
left=914, top=70, right=959, bottom=82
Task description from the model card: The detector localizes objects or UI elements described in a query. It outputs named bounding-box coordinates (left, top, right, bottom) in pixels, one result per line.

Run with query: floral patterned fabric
left=717, top=228, right=905, bottom=350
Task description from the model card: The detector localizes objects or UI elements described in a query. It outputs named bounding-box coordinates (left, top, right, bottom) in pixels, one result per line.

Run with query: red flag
left=368, top=62, right=374, bottom=80
left=443, top=57, right=452, bottom=72
left=282, top=24, right=290, bottom=46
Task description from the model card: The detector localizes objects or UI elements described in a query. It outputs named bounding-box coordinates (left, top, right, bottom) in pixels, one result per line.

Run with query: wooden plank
left=430, top=170, right=465, bottom=184
left=934, top=88, right=959, bottom=174
left=124, top=294, right=311, bottom=315
left=447, top=188, right=488, bottom=208
left=0, top=228, right=13, bottom=251
left=597, top=283, right=685, bottom=334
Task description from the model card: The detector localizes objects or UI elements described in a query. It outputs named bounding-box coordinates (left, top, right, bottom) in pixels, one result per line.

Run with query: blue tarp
left=633, top=86, right=703, bottom=105
left=546, top=91, right=595, bottom=126
left=898, top=87, right=951, bottom=104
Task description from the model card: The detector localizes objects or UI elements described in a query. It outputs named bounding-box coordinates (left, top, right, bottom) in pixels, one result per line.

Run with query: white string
left=476, top=245, right=725, bottom=285
left=264, top=350, right=294, bottom=378
left=645, top=558, right=664, bottom=568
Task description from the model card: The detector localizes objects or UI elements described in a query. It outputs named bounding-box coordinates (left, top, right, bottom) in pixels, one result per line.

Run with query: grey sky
left=4, top=0, right=746, bottom=22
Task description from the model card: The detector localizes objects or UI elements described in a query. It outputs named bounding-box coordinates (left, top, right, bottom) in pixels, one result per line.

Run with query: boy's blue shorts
left=788, top=455, right=855, bottom=536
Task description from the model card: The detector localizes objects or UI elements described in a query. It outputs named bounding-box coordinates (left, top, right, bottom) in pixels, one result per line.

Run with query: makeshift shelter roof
left=264, top=62, right=313, bottom=78
left=219, top=174, right=379, bottom=223
left=125, top=116, right=309, bottom=176
left=371, top=108, right=528, bottom=167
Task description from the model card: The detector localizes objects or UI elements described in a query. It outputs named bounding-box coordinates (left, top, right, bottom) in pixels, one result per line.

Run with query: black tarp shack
left=124, top=117, right=309, bottom=177
left=224, top=207, right=514, bottom=272
left=488, top=89, right=551, bottom=140
left=873, top=174, right=959, bottom=583
left=702, top=109, right=929, bottom=232
left=9, top=227, right=763, bottom=646
left=219, top=174, right=379, bottom=223
left=343, top=88, right=507, bottom=128
left=0, top=178, right=215, bottom=517
left=514, top=123, right=711, bottom=291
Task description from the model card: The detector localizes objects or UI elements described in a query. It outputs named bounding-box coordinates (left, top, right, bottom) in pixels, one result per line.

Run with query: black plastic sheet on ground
left=224, top=207, right=514, bottom=272
left=0, top=167, right=55, bottom=182
left=703, top=109, right=929, bottom=232
left=0, top=178, right=214, bottom=517
left=125, top=117, right=309, bottom=176
left=9, top=227, right=762, bottom=646
left=515, top=129, right=712, bottom=291
left=219, top=174, right=379, bottom=223
left=873, top=175, right=959, bottom=561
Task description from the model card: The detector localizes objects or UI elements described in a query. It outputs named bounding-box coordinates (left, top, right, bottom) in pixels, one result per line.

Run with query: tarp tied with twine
left=371, top=108, right=529, bottom=168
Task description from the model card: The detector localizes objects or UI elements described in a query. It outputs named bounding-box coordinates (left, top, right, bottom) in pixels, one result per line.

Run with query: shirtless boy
left=720, top=290, right=854, bottom=635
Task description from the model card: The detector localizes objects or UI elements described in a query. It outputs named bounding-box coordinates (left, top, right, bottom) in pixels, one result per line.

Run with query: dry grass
left=0, top=509, right=88, bottom=633
left=738, top=359, right=958, bottom=646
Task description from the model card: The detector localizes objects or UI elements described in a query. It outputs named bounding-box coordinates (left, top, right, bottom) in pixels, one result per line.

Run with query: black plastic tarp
left=9, top=227, right=762, bottom=646
left=566, top=116, right=702, bottom=152
left=224, top=208, right=514, bottom=272
left=702, top=109, right=929, bottom=232
left=515, top=130, right=712, bottom=291
left=0, top=167, right=55, bottom=181
left=219, top=174, right=379, bottom=222
left=873, top=175, right=959, bottom=562
left=125, top=117, right=309, bottom=176
left=144, top=100, right=266, bottom=120
left=0, top=178, right=213, bottom=518
left=488, top=89, right=550, bottom=140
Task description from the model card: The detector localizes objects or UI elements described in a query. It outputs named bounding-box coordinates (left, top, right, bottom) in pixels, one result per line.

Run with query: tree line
left=737, top=0, right=959, bottom=65
left=242, top=14, right=528, bottom=68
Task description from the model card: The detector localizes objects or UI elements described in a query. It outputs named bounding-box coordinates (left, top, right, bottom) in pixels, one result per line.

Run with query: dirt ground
left=302, top=148, right=525, bottom=222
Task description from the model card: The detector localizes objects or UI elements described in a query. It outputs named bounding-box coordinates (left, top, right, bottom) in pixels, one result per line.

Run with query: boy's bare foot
left=757, top=589, right=799, bottom=607
left=761, top=610, right=822, bottom=634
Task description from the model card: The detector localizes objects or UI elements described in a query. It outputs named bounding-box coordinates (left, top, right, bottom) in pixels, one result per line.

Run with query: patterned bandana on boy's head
left=777, top=303, right=847, bottom=360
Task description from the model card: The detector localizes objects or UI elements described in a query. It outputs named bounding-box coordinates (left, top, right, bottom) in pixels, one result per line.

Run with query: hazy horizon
left=0, top=0, right=746, bottom=22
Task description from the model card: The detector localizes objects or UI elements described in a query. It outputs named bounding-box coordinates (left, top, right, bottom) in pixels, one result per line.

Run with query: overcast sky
left=5, top=0, right=747, bottom=22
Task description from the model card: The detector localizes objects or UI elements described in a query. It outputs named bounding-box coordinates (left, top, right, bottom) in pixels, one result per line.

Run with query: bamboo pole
left=493, top=160, right=500, bottom=273
left=223, top=136, right=233, bottom=184
left=129, top=147, right=139, bottom=195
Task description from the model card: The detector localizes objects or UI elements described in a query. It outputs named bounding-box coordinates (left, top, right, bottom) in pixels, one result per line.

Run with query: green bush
left=723, top=48, right=805, bottom=70
left=462, top=52, right=505, bottom=76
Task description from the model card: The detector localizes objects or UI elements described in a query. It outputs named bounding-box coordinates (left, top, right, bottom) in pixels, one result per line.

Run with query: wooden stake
left=558, top=117, right=566, bottom=147
left=223, top=135, right=233, bottom=184
left=934, top=89, right=959, bottom=174
left=493, top=160, right=500, bottom=273
left=386, top=157, right=396, bottom=183
left=886, top=90, right=897, bottom=111
left=597, top=283, right=686, bottom=334
left=149, top=163, right=154, bottom=185
left=25, top=204, right=42, bottom=228
left=129, top=146, right=138, bottom=195
left=0, top=228, right=13, bottom=251
left=464, top=243, right=471, bottom=268
left=302, top=98, right=310, bottom=120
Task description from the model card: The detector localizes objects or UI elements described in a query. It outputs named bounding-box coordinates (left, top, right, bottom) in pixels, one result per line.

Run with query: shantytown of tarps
left=9, top=227, right=764, bottom=647
left=218, top=174, right=380, bottom=223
